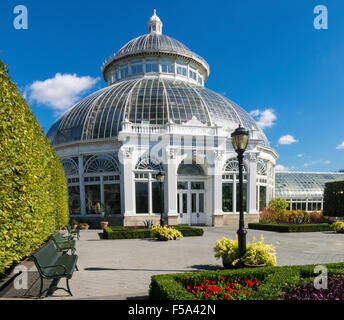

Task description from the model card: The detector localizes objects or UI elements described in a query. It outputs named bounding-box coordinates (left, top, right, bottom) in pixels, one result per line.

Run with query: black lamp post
left=156, top=171, right=165, bottom=226
left=231, top=125, right=249, bottom=261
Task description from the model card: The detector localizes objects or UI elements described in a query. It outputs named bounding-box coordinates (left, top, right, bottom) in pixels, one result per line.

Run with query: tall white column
left=78, top=155, right=86, bottom=216
left=119, top=146, right=135, bottom=215
left=248, top=153, right=258, bottom=214
left=212, top=150, right=223, bottom=215
left=166, top=148, right=178, bottom=218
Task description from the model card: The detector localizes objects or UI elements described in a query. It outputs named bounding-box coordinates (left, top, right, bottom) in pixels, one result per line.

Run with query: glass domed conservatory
left=47, top=10, right=278, bottom=226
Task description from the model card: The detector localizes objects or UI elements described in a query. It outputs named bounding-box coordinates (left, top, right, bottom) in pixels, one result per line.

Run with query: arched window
left=177, top=162, right=204, bottom=176
left=62, top=158, right=78, bottom=176
left=62, top=158, right=80, bottom=215
left=256, top=159, right=268, bottom=211
left=84, top=154, right=120, bottom=174
left=83, top=154, right=121, bottom=215
left=222, top=158, right=247, bottom=213
left=135, top=157, right=163, bottom=171
left=135, top=157, right=164, bottom=214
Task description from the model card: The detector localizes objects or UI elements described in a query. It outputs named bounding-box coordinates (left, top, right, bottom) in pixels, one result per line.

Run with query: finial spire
left=148, top=8, right=163, bottom=35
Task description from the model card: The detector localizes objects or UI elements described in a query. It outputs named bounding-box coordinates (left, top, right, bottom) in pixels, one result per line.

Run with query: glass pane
left=177, top=163, right=204, bottom=176
left=68, top=186, right=80, bottom=215
left=191, top=182, right=204, bottom=190
left=104, top=184, right=121, bottom=214
left=136, top=182, right=149, bottom=214
left=192, top=193, right=196, bottom=212
left=236, top=182, right=247, bottom=212
left=199, top=193, right=204, bottom=212
left=259, top=186, right=267, bottom=211
left=183, top=193, right=187, bottom=213
left=222, top=183, right=233, bottom=212
left=177, top=194, right=180, bottom=213
left=85, top=185, right=101, bottom=214
left=301, top=202, right=306, bottom=211
left=152, top=182, right=164, bottom=214
left=177, top=181, right=188, bottom=189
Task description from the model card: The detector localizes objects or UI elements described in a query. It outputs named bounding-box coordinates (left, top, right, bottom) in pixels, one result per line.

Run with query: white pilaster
left=248, top=153, right=259, bottom=214
left=119, top=146, right=135, bottom=215
left=78, top=155, right=86, bottom=216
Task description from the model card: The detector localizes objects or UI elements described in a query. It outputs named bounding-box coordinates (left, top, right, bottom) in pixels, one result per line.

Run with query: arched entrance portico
left=177, top=162, right=206, bottom=225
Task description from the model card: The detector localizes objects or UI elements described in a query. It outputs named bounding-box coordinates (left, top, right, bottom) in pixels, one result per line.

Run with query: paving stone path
left=1, top=227, right=344, bottom=300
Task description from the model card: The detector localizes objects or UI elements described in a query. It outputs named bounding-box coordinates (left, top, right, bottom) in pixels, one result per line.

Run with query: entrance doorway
left=177, top=181, right=205, bottom=225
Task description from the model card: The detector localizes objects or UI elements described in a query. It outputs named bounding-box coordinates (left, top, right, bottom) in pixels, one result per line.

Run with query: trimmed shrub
left=103, top=225, right=203, bottom=239
left=0, top=60, right=69, bottom=275
left=248, top=223, right=332, bottom=233
left=331, top=222, right=344, bottom=233
left=149, top=262, right=344, bottom=300
left=103, top=227, right=153, bottom=239
left=172, top=225, right=204, bottom=237
left=323, top=180, right=344, bottom=217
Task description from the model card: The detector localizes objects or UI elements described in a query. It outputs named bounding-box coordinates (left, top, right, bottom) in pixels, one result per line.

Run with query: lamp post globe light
left=231, top=125, right=249, bottom=261
left=156, top=171, right=165, bottom=226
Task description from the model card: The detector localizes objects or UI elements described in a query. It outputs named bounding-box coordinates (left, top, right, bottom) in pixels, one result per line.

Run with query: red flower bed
left=185, top=277, right=260, bottom=300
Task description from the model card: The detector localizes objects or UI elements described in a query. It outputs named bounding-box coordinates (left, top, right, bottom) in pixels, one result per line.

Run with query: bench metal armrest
left=40, top=264, right=67, bottom=277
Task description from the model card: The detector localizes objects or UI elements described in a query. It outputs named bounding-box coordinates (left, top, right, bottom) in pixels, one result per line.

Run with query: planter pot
left=79, top=225, right=89, bottom=230
left=244, top=263, right=267, bottom=268
left=71, top=224, right=78, bottom=230
left=157, top=235, right=169, bottom=241
left=100, top=221, right=109, bottom=229
left=222, top=258, right=236, bottom=269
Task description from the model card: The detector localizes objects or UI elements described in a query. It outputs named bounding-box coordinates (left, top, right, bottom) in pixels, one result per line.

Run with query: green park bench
left=51, top=231, right=76, bottom=254
left=31, top=241, right=78, bottom=298
left=66, top=224, right=80, bottom=240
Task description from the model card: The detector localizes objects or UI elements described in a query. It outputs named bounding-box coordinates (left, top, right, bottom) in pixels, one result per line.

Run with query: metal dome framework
left=47, top=78, right=269, bottom=147
left=275, top=172, right=344, bottom=211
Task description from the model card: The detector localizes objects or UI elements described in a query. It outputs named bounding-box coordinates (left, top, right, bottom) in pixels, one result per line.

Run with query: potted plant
left=95, top=203, right=111, bottom=229
left=214, top=236, right=277, bottom=269
left=70, top=219, right=78, bottom=230
left=79, top=222, right=90, bottom=230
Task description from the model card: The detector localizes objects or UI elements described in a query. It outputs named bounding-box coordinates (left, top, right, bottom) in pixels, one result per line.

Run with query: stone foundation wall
left=223, top=214, right=260, bottom=227
left=123, top=215, right=161, bottom=227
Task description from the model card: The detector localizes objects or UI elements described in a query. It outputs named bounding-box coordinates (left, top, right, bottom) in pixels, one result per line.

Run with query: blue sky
left=1, top=0, right=343, bottom=172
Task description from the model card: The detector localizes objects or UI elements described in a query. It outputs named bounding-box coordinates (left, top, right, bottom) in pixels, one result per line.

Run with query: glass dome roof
left=47, top=78, right=269, bottom=146
left=102, top=34, right=209, bottom=71
left=275, top=172, right=344, bottom=198
left=101, top=9, right=209, bottom=79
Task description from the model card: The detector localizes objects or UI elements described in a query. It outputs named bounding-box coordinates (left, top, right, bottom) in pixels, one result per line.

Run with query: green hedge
left=323, top=180, right=344, bottom=217
left=172, top=225, right=204, bottom=236
left=248, top=223, right=332, bottom=232
left=0, top=60, right=69, bottom=275
left=149, top=262, right=344, bottom=300
left=104, top=225, right=204, bottom=239
left=104, top=227, right=154, bottom=239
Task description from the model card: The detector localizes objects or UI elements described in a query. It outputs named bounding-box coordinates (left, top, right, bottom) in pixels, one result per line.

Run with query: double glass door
left=177, top=181, right=205, bottom=225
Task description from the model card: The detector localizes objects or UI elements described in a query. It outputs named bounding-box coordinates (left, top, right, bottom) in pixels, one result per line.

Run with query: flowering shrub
left=332, top=222, right=344, bottom=233
left=152, top=224, right=183, bottom=241
left=214, top=236, right=276, bottom=267
left=185, top=277, right=260, bottom=300
left=281, top=273, right=344, bottom=300
left=259, top=208, right=327, bottom=224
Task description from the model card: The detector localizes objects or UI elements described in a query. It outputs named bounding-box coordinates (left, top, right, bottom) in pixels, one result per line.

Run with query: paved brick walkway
left=1, top=227, right=344, bottom=300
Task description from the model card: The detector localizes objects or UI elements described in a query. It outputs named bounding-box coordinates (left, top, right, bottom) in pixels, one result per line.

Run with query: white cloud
left=304, top=159, right=331, bottom=167
left=336, top=141, right=344, bottom=150
left=25, top=73, right=99, bottom=112
left=278, top=134, right=298, bottom=145
left=297, top=153, right=304, bottom=158
left=249, top=108, right=277, bottom=129
left=275, top=164, right=294, bottom=172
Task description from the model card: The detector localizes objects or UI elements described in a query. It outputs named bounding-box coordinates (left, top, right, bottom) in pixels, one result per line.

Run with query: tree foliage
left=323, top=180, right=344, bottom=217
left=0, top=59, right=69, bottom=275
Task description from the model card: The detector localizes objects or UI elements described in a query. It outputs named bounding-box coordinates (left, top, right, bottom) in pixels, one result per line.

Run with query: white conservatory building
left=47, top=10, right=278, bottom=227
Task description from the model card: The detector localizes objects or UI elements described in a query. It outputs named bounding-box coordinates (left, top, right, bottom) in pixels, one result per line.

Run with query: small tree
left=268, top=198, right=289, bottom=218
left=323, top=180, right=344, bottom=217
